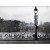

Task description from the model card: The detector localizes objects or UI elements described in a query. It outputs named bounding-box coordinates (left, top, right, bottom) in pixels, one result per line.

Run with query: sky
left=0, top=6, right=50, bottom=25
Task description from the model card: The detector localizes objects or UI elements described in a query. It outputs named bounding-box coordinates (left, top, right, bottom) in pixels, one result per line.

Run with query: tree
left=43, top=22, right=50, bottom=33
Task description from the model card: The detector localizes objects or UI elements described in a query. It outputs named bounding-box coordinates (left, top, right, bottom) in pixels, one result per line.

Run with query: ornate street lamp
left=34, top=6, right=38, bottom=40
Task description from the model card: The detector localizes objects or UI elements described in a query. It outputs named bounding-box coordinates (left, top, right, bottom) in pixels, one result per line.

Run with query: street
left=0, top=40, right=50, bottom=44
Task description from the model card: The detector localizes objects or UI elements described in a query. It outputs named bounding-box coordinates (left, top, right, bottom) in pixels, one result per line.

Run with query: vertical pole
left=34, top=6, right=38, bottom=40
left=35, top=25, right=38, bottom=40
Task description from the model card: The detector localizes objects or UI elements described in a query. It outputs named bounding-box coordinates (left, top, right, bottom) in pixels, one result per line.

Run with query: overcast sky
left=0, top=6, right=50, bottom=24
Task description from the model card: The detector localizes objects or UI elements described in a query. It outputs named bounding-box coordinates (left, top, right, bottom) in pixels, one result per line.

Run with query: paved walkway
left=0, top=40, right=50, bottom=44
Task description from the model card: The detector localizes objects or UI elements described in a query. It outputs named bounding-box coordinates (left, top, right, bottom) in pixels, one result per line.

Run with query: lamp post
left=34, top=6, right=38, bottom=40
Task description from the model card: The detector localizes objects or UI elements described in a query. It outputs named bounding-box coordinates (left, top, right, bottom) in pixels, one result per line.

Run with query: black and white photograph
left=0, top=6, right=50, bottom=44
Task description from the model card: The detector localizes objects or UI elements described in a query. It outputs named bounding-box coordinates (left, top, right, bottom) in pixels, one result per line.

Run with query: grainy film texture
left=0, top=6, right=49, bottom=44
